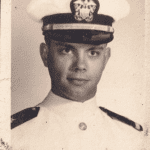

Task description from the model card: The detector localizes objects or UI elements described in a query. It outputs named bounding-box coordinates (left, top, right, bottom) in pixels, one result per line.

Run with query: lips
left=67, top=77, right=89, bottom=86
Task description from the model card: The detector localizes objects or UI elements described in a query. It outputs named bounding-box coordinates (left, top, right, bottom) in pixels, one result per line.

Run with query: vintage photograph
left=10, top=0, right=146, bottom=149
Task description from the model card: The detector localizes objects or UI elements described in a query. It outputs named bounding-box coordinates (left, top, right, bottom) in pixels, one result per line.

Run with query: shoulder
left=99, top=107, right=144, bottom=149
left=11, top=107, right=40, bottom=129
left=99, top=106, right=143, bottom=132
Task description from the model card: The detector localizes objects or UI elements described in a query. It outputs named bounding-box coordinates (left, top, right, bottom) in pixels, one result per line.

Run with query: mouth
left=67, top=78, right=89, bottom=86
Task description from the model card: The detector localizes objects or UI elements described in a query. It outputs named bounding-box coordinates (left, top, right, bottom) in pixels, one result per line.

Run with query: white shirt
left=11, top=91, right=144, bottom=150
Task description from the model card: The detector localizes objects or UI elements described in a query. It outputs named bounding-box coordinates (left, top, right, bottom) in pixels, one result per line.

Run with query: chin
left=65, top=86, right=97, bottom=102
left=52, top=81, right=97, bottom=101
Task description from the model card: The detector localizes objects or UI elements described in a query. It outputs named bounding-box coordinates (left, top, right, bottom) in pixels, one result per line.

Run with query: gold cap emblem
left=70, top=0, right=100, bottom=22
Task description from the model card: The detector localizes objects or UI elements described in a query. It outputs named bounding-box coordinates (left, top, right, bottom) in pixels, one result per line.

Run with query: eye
left=88, top=50, right=100, bottom=56
left=60, top=48, right=72, bottom=55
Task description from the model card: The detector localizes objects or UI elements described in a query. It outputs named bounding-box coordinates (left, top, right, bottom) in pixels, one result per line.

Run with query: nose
left=72, top=51, right=87, bottom=72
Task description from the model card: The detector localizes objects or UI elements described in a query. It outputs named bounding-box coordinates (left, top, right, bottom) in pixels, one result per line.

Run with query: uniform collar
left=38, top=90, right=99, bottom=120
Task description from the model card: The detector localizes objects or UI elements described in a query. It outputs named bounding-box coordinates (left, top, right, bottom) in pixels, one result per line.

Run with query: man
left=11, top=0, right=144, bottom=149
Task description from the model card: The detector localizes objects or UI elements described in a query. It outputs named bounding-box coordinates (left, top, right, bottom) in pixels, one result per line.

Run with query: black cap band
left=42, top=13, right=114, bottom=44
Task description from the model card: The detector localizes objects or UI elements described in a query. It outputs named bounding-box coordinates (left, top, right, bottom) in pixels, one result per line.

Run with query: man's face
left=41, top=40, right=110, bottom=102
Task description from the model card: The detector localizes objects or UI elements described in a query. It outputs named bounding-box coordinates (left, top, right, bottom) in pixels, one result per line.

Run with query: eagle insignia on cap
left=70, top=0, right=100, bottom=22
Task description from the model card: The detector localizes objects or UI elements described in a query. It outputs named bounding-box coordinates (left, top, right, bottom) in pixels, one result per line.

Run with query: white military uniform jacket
left=11, top=91, right=144, bottom=150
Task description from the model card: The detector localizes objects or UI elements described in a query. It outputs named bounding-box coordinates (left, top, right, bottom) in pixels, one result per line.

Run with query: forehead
left=51, top=40, right=107, bottom=49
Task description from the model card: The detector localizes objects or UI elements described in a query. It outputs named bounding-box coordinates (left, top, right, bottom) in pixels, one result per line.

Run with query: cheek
left=89, top=59, right=105, bottom=81
left=56, top=57, right=71, bottom=73
left=48, top=55, right=71, bottom=78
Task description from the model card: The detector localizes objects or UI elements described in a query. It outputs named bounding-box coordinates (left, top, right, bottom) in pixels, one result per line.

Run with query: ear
left=40, top=43, right=49, bottom=67
left=104, top=47, right=111, bottom=68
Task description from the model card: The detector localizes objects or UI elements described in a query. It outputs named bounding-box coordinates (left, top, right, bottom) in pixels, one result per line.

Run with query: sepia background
left=11, top=0, right=145, bottom=128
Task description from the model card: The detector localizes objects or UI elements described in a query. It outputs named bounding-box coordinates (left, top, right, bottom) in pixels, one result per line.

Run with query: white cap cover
left=27, top=0, right=130, bottom=22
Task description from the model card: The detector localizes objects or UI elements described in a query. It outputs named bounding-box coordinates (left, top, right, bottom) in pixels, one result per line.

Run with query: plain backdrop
left=11, top=0, right=145, bottom=127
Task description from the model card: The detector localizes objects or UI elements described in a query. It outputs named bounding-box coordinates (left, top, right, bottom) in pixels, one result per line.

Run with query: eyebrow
left=88, top=45, right=105, bottom=51
left=55, top=41, right=75, bottom=49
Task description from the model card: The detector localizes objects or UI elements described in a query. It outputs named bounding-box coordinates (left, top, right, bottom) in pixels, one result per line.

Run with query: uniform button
left=79, top=122, right=87, bottom=130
